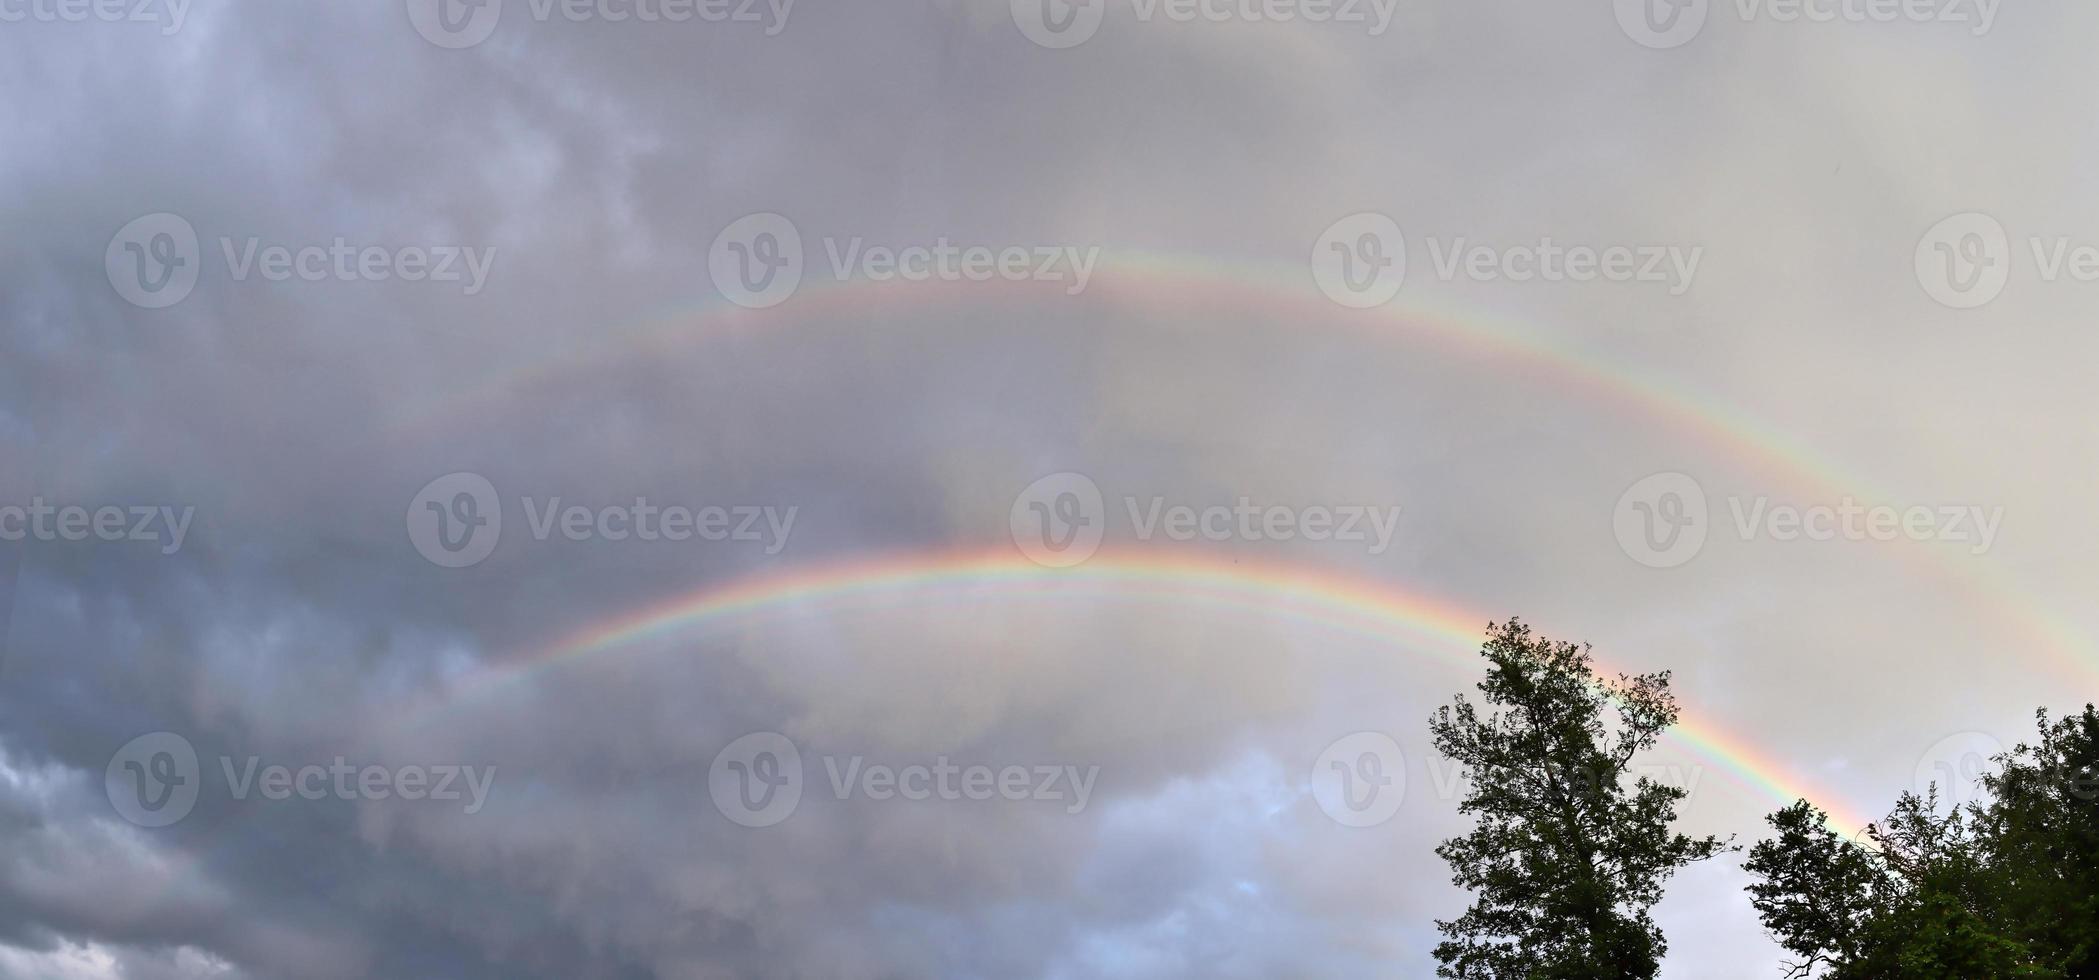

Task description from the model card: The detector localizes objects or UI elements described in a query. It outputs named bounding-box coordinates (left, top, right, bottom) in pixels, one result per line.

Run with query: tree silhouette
left=1745, top=705, right=2099, bottom=979
left=1428, top=620, right=1730, bottom=979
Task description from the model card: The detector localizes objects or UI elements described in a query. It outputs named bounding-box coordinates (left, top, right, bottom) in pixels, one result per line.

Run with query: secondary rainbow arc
left=382, top=248, right=2095, bottom=686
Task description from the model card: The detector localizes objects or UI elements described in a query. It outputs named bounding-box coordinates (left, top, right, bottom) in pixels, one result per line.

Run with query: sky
left=1, top=0, right=2095, bottom=977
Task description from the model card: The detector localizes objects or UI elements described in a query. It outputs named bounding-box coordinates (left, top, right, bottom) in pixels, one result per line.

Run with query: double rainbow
left=382, top=248, right=2091, bottom=836
left=389, top=248, right=2092, bottom=689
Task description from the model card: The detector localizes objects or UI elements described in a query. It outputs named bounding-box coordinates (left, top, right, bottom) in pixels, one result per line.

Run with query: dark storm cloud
left=1, top=1, right=2094, bottom=977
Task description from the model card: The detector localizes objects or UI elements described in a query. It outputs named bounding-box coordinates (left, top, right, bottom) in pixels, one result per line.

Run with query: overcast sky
left=2, top=1, right=2094, bottom=977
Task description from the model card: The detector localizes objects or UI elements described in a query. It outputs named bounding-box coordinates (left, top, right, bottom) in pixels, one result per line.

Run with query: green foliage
left=1977, top=707, right=2099, bottom=979
left=1428, top=620, right=1730, bottom=980
left=1741, top=801, right=1882, bottom=976
left=1745, top=705, right=2099, bottom=979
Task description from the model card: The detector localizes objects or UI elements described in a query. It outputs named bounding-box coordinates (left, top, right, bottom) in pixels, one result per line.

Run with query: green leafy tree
left=1857, top=790, right=2046, bottom=980
left=1428, top=620, right=1730, bottom=979
left=1976, top=707, right=2099, bottom=978
left=1741, top=801, right=1882, bottom=977
left=1745, top=705, right=2099, bottom=979
left=1748, top=793, right=2049, bottom=979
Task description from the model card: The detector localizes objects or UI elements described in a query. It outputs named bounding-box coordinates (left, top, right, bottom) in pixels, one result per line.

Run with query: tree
left=1428, top=620, right=1731, bottom=979
left=1747, top=791, right=2048, bottom=979
left=1976, top=707, right=2099, bottom=979
left=1741, top=801, right=1882, bottom=978
left=1857, top=791, right=2044, bottom=980
left=1744, top=705, right=2099, bottom=979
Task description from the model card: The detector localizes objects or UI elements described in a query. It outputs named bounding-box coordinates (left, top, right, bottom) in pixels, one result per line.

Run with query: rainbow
left=382, top=249, right=2095, bottom=687
left=405, top=545, right=1879, bottom=833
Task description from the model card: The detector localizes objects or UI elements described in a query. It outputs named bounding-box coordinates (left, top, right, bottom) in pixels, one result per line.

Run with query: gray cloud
left=1, top=0, right=2092, bottom=976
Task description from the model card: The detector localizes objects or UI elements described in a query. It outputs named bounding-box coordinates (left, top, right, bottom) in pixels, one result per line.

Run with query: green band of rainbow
left=414, top=546, right=1877, bottom=833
